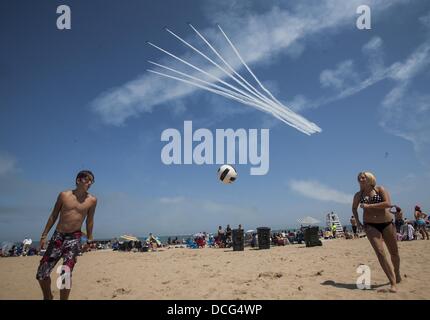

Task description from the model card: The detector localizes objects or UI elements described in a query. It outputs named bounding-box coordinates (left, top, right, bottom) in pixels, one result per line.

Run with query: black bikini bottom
left=364, top=221, right=393, bottom=234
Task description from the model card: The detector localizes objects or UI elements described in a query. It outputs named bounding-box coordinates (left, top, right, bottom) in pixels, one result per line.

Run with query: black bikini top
left=360, top=187, right=384, bottom=204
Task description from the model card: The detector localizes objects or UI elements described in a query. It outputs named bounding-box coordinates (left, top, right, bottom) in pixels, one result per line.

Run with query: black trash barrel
left=257, top=227, right=271, bottom=249
left=304, top=227, right=322, bottom=247
left=232, top=229, right=244, bottom=251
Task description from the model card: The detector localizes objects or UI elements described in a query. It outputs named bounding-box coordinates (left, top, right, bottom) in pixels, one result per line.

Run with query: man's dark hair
left=76, top=170, right=95, bottom=185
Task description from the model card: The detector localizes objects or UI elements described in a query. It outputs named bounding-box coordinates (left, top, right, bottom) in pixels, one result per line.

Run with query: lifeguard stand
left=326, top=212, right=344, bottom=237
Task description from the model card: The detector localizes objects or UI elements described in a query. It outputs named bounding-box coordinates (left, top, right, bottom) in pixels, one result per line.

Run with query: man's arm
left=38, top=192, right=63, bottom=250
left=41, top=192, right=63, bottom=238
left=86, top=198, right=97, bottom=241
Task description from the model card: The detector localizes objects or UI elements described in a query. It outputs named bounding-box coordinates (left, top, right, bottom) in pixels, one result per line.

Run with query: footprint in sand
left=234, top=289, right=248, bottom=295
left=112, top=288, right=131, bottom=298
left=258, top=272, right=283, bottom=279
left=376, top=288, right=397, bottom=293
left=96, top=278, right=111, bottom=287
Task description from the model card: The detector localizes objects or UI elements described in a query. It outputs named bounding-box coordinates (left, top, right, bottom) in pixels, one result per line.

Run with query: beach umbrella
left=120, top=235, right=139, bottom=242
left=245, top=229, right=255, bottom=233
left=297, top=216, right=321, bottom=225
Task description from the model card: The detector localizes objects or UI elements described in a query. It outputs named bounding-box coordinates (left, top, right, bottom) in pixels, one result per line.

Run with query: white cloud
left=286, top=95, right=310, bottom=113
left=380, top=91, right=430, bottom=165
left=362, top=36, right=383, bottom=53
left=158, top=196, right=185, bottom=204
left=378, top=41, right=430, bottom=165
left=419, top=11, right=430, bottom=29
left=295, top=23, right=430, bottom=166
left=388, top=42, right=430, bottom=81
left=91, top=0, right=406, bottom=126
left=362, top=36, right=385, bottom=75
left=0, top=152, right=16, bottom=176
left=305, top=33, right=430, bottom=113
left=289, top=180, right=353, bottom=204
left=320, top=60, right=360, bottom=90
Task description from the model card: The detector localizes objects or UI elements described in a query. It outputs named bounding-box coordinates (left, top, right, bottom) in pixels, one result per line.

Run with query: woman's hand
left=359, top=203, right=369, bottom=209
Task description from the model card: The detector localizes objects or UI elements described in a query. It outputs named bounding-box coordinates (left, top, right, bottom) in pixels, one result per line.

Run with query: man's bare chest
left=62, top=197, right=92, bottom=213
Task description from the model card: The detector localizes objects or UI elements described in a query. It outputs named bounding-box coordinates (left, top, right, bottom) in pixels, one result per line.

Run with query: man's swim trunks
left=36, top=230, right=82, bottom=281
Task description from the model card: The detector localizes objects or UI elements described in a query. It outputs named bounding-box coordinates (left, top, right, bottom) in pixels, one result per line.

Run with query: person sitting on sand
left=344, top=229, right=353, bottom=239
left=352, top=171, right=400, bottom=293
left=414, top=205, right=429, bottom=240
left=36, top=170, right=97, bottom=300
left=401, top=221, right=414, bottom=241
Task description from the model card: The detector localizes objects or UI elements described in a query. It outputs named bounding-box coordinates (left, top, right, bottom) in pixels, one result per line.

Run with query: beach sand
left=0, top=238, right=429, bottom=300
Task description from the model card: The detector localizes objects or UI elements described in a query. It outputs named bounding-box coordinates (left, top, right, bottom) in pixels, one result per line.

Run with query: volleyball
left=217, top=165, right=237, bottom=184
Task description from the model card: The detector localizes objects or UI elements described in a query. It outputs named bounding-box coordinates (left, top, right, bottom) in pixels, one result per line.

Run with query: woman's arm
left=352, top=193, right=363, bottom=227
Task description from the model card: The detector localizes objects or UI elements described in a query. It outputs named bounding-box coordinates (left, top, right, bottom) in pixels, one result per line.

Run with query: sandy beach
left=0, top=238, right=428, bottom=300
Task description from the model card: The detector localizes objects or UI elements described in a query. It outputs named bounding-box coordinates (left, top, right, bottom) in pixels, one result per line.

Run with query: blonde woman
left=352, top=172, right=400, bottom=293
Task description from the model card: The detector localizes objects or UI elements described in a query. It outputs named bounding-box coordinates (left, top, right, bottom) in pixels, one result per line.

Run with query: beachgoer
left=401, top=221, right=414, bottom=241
left=352, top=171, right=400, bottom=293
left=22, top=237, right=32, bottom=256
left=331, top=224, right=337, bottom=238
left=226, top=224, right=232, bottom=243
left=414, top=205, right=429, bottom=240
left=251, top=233, right=258, bottom=247
left=393, top=206, right=404, bottom=234
left=217, top=226, right=225, bottom=247
left=350, top=216, right=358, bottom=238
left=36, top=170, right=97, bottom=300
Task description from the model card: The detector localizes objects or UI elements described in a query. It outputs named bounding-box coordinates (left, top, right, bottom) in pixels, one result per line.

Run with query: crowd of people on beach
left=2, top=205, right=428, bottom=258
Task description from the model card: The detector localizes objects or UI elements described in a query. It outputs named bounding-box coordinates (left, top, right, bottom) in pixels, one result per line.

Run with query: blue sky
left=1, top=0, right=430, bottom=241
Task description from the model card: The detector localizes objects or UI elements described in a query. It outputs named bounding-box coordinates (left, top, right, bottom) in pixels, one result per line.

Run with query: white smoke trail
left=147, top=25, right=322, bottom=135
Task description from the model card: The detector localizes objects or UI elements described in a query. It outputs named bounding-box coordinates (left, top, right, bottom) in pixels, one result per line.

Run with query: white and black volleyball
left=217, top=165, right=237, bottom=184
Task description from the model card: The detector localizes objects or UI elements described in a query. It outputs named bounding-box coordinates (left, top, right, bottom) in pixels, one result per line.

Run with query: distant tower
left=326, top=212, right=344, bottom=237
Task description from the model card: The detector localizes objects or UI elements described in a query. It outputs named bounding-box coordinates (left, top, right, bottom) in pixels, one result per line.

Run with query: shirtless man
left=36, top=170, right=97, bottom=300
